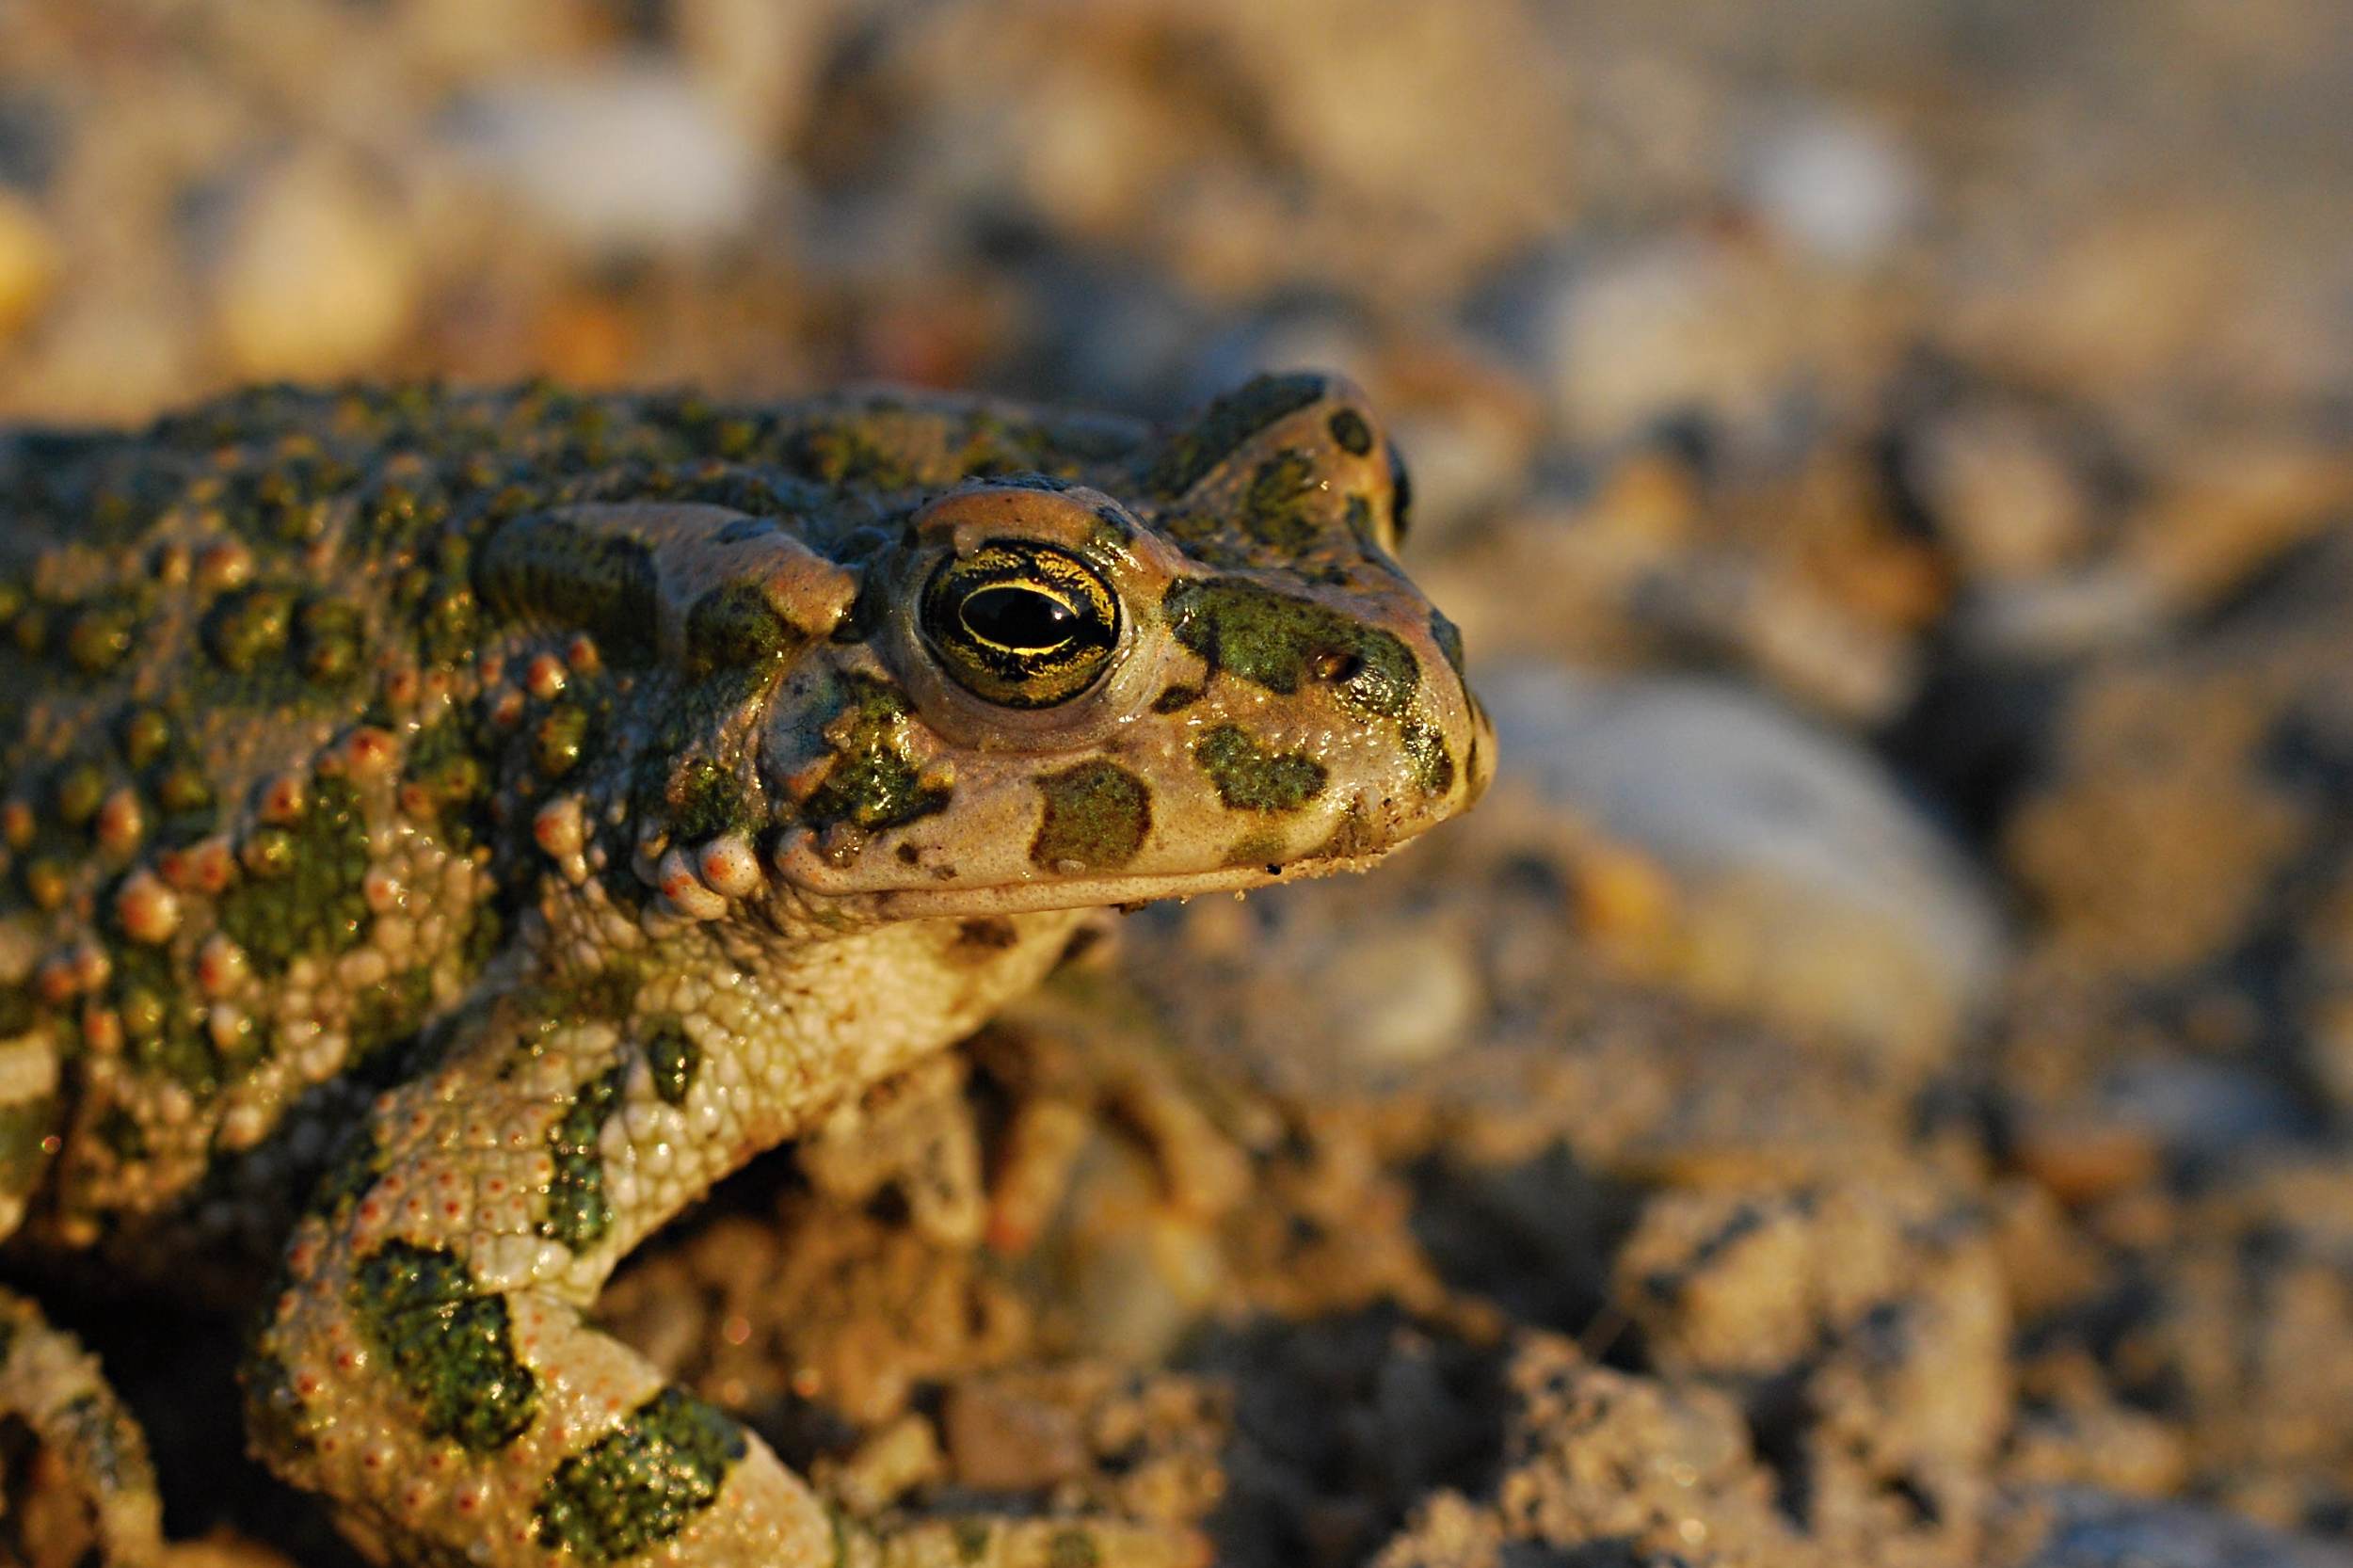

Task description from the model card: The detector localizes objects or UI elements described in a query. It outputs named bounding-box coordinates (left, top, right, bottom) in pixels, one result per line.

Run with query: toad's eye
left=920, top=541, right=1120, bottom=708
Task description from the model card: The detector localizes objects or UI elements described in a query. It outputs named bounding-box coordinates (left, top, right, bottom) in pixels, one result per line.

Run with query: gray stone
left=1484, top=662, right=2008, bottom=1066
left=1737, top=104, right=1923, bottom=267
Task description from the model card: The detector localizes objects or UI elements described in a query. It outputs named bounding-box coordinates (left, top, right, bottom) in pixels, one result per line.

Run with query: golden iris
left=920, top=542, right=1119, bottom=708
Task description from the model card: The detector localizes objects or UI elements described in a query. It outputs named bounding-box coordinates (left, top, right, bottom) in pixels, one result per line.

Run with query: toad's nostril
left=1310, top=649, right=1361, bottom=683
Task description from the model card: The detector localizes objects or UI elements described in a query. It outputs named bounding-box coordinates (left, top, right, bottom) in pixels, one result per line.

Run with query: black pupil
left=962, top=584, right=1079, bottom=650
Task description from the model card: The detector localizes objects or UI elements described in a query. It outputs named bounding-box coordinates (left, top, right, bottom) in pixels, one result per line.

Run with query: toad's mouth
left=795, top=847, right=1404, bottom=922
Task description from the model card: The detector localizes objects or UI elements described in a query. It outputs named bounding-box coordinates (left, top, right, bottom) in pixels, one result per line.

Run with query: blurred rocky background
left=6, top=2, right=2353, bottom=1565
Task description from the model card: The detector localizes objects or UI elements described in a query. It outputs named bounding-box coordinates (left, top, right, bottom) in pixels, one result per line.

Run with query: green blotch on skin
left=1032, top=760, right=1150, bottom=871
left=539, top=1063, right=630, bottom=1252
left=666, top=757, right=758, bottom=841
left=1151, top=683, right=1202, bottom=714
left=533, top=1386, right=748, bottom=1562
left=1401, top=720, right=1455, bottom=796
left=1145, top=374, right=1325, bottom=498
left=784, top=421, right=920, bottom=490
left=1163, top=578, right=1420, bottom=720
left=643, top=1020, right=699, bottom=1108
left=1240, top=450, right=1323, bottom=553
left=799, top=676, right=951, bottom=834
left=1327, top=408, right=1374, bottom=456
left=476, top=514, right=659, bottom=664
left=1158, top=509, right=1253, bottom=571
left=216, top=776, right=372, bottom=975
left=110, top=943, right=219, bottom=1096
left=1194, top=725, right=1328, bottom=813
left=686, top=581, right=799, bottom=674
left=349, top=1240, right=539, bottom=1453
left=1430, top=609, right=1467, bottom=682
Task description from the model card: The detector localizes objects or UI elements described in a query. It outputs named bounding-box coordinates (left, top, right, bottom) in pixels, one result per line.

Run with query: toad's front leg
left=245, top=1007, right=832, bottom=1566
left=244, top=915, right=1080, bottom=1567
